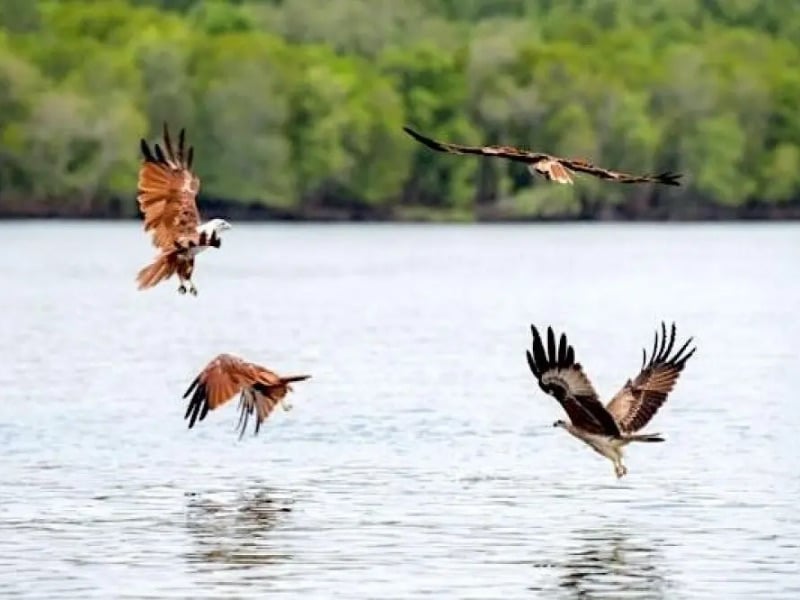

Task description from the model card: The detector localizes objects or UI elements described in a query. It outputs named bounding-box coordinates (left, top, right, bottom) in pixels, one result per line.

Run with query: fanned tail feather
left=136, top=252, right=178, bottom=290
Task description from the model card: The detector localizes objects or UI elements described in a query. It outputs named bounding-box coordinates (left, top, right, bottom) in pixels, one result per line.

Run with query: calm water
left=0, top=222, right=798, bottom=599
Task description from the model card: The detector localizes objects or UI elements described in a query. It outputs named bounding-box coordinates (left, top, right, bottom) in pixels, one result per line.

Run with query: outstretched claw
left=178, top=283, right=187, bottom=295
left=614, top=463, right=628, bottom=479
left=281, top=399, right=293, bottom=412
left=189, top=283, right=198, bottom=296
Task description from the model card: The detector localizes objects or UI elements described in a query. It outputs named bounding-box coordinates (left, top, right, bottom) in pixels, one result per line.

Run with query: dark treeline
left=1, top=0, right=799, bottom=221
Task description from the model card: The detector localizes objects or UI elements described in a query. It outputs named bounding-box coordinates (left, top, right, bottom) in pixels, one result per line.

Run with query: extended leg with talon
left=281, top=399, right=293, bottom=411
left=178, top=279, right=187, bottom=294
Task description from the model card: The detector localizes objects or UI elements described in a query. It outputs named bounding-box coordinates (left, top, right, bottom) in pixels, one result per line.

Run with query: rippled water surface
left=0, top=222, right=798, bottom=599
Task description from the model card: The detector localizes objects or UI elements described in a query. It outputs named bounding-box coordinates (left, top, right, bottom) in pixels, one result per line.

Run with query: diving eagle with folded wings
left=526, top=322, right=695, bottom=478
left=183, top=353, right=311, bottom=439
left=403, top=126, right=682, bottom=186
left=135, top=123, right=231, bottom=296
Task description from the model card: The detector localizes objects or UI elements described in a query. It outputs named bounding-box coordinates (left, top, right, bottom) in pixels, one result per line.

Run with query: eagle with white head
left=135, top=123, right=231, bottom=296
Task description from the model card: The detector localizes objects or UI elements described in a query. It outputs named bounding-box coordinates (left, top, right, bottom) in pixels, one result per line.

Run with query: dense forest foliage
left=0, top=0, right=798, bottom=220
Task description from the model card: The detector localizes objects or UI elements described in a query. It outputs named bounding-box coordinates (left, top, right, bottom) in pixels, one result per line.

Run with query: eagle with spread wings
left=525, top=321, right=695, bottom=478
left=135, top=123, right=231, bottom=296
left=183, top=353, right=311, bottom=439
left=403, top=126, right=682, bottom=187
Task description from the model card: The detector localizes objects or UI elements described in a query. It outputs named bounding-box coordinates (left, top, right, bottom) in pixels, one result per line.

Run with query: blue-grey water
left=0, top=222, right=797, bottom=599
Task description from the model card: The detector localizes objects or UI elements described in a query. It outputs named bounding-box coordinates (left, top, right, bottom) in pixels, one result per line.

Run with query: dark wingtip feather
left=184, top=383, right=207, bottom=428
left=682, top=345, right=697, bottom=365
left=140, top=139, right=155, bottom=162
left=642, top=321, right=697, bottom=372
left=153, top=143, right=167, bottom=164
left=557, top=333, right=567, bottom=367
left=282, top=374, right=312, bottom=384
left=235, top=392, right=250, bottom=440
left=199, top=399, right=210, bottom=422
left=546, top=327, right=556, bottom=368
left=402, top=125, right=446, bottom=152
left=661, top=322, right=677, bottom=361
left=656, top=321, right=668, bottom=361
left=672, top=336, right=697, bottom=367
left=402, top=126, right=427, bottom=141
left=657, top=172, right=683, bottom=186
left=647, top=329, right=658, bottom=368
left=530, top=325, right=548, bottom=372
left=526, top=350, right=540, bottom=378
left=183, top=375, right=200, bottom=399
left=237, top=405, right=251, bottom=440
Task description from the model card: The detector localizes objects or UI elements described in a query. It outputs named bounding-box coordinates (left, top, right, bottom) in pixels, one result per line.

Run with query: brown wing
left=606, top=322, right=696, bottom=433
left=558, top=157, right=682, bottom=186
left=137, top=122, right=201, bottom=251
left=526, top=325, right=621, bottom=437
left=182, top=353, right=310, bottom=437
left=234, top=373, right=311, bottom=439
left=403, top=126, right=548, bottom=164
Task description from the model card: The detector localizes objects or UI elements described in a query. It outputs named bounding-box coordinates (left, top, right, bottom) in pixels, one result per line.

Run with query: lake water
left=0, top=221, right=798, bottom=599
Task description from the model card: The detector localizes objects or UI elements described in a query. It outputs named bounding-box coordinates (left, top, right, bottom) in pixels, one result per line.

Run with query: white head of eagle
left=196, top=218, right=232, bottom=248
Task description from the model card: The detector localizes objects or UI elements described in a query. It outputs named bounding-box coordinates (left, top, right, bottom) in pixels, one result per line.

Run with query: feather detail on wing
left=605, top=322, right=696, bottom=433
left=558, top=158, right=682, bottom=186
left=526, top=325, right=621, bottom=436
left=137, top=122, right=201, bottom=251
left=530, top=159, right=574, bottom=184
left=182, top=353, right=311, bottom=439
left=402, top=126, right=547, bottom=164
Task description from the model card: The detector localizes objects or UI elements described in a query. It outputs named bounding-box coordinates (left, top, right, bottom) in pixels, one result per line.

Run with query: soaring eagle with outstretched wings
left=525, top=321, right=695, bottom=478
left=183, top=353, right=311, bottom=439
left=135, top=123, right=231, bottom=296
left=403, top=126, right=682, bottom=187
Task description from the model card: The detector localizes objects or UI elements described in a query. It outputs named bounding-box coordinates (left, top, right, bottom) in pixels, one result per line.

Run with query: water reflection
left=557, top=526, right=669, bottom=600
left=184, top=486, right=294, bottom=570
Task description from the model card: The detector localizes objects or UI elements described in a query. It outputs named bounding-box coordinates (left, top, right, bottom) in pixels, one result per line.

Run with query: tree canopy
left=0, top=0, right=798, bottom=220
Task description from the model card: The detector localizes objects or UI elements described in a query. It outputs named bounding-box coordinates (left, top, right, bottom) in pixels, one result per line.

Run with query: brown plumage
left=183, top=353, right=311, bottom=439
left=526, top=322, right=695, bottom=478
left=403, top=126, right=682, bottom=186
left=605, top=322, right=695, bottom=434
left=137, top=122, right=200, bottom=252
left=135, top=123, right=231, bottom=295
left=135, top=249, right=181, bottom=290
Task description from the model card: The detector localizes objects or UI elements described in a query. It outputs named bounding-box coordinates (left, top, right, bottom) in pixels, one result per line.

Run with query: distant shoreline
left=1, top=200, right=798, bottom=222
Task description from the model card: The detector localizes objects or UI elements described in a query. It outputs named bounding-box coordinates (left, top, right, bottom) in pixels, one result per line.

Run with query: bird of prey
left=135, top=123, right=231, bottom=296
left=403, top=126, right=682, bottom=186
left=525, top=322, right=695, bottom=478
left=183, top=353, right=311, bottom=439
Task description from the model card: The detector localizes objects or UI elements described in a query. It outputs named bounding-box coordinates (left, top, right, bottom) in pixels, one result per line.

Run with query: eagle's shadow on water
left=535, top=525, right=672, bottom=600
left=183, top=485, right=296, bottom=571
